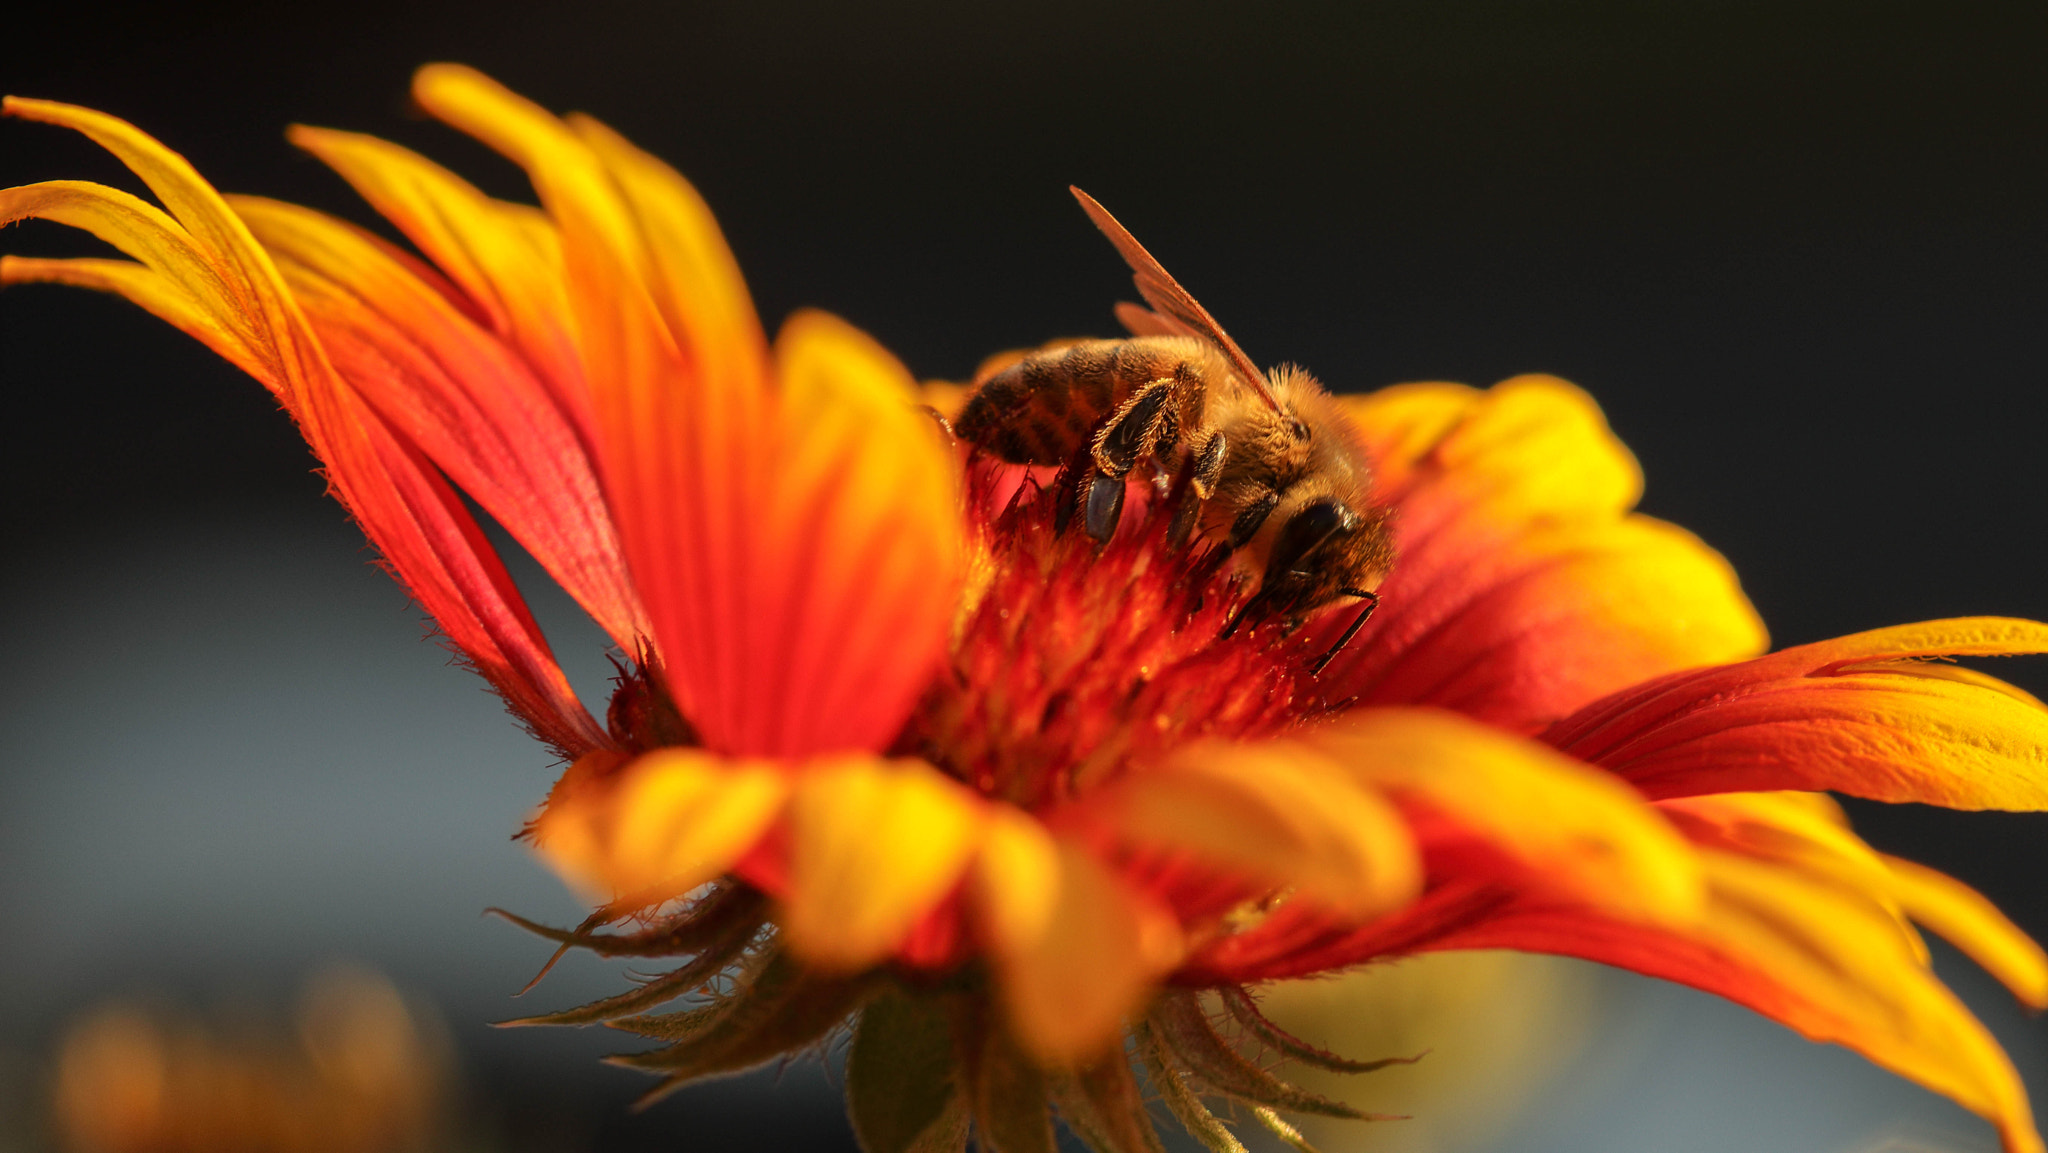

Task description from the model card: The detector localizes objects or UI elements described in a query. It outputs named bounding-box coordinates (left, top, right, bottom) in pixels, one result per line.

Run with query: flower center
left=900, top=460, right=1349, bottom=810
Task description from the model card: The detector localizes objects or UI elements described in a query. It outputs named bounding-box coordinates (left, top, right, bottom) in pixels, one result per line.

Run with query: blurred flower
left=1253, top=951, right=1605, bottom=1153
left=51, top=966, right=450, bottom=1153
left=8, top=63, right=2048, bottom=1153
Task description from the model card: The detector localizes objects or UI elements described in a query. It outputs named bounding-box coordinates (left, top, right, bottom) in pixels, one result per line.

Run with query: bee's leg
left=1190, top=433, right=1227, bottom=500
left=1308, top=589, right=1381, bottom=676
left=1166, top=491, right=1202, bottom=547
left=1228, top=488, right=1280, bottom=548
left=1054, top=438, right=1097, bottom=536
left=1083, top=474, right=1127, bottom=543
left=1079, top=379, right=1176, bottom=543
left=1090, top=379, right=1176, bottom=477
left=915, top=404, right=957, bottom=444
left=1164, top=434, right=1226, bottom=547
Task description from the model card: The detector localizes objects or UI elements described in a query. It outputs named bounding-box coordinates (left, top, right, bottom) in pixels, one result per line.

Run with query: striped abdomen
left=955, top=336, right=1214, bottom=465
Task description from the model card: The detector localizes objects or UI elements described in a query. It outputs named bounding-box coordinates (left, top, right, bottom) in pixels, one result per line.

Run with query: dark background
left=4, top=2, right=2047, bottom=1150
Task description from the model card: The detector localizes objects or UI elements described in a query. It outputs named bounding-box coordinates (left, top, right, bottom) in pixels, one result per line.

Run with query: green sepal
left=487, top=883, right=766, bottom=959
left=1133, top=1020, right=1246, bottom=1153
left=497, top=902, right=763, bottom=1028
left=1219, top=986, right=1424, bottom=1075
left=605, top=1001, right=725, bottom=1043
left=1048, top=1049, right=1169, bottom=1153
left=1149, top=991, right=1392, bottom=1121
left=961, top=1006, right=1055, bottom=1153
left=1251, top=1105, right=1328, bottom=1153
left=604, top=948, right=878, bottom=1104
left=846, top=986, right=969, bottom=1153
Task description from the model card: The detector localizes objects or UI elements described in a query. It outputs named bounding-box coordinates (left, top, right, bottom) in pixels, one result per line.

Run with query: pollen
left=906, top=458, right=1344, bottom=810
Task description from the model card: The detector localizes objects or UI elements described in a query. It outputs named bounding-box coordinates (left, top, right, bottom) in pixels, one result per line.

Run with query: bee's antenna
left=1070, top=187, right=1284, bottom=414
left=1308, top=589, right=1380, bottom=676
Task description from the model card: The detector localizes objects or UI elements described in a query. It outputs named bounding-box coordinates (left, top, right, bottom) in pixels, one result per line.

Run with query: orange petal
left=1091, top=740, right=1419, bottom=919
left=1548, top=617, right=2048, bottom=807
left=1300, top=708, right=1703, bottom=923
left=285, top=124, right=592, bottom=434
left=1883, top=853, right=2048, bottom=1011
left=1234, top=792, right=2043, bottom=1153
left=1321, top=377, right=1767, bottom=731
left=754, top=311, right=964, bottom=751
left=1409, top=843, right=2043, bottom=1153
left=229, top=193, right=646, bottom=650
left=970, top=818, right=1182, bottom=1063
left=2, top=98, right=603, bottom=756
left=412, top=65, right=964, bottom=755
left=781, top=758, right=985, bottom=971
left=1344, top=376, right=1641, bottom=516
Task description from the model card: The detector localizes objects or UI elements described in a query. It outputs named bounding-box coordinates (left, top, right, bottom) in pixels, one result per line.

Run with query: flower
left=8, top=63, right=2048, bottom=1153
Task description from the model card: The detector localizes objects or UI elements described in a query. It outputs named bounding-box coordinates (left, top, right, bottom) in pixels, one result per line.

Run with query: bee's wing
left=1113, top=300, right=1188, bottom=338
left=1071, top=187, right=1282, bottom=412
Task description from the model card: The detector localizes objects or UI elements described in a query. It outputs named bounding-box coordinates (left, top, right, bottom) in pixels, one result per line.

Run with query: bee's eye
left=1289, top=418, right=1311, bottom=440
left=1265, top=498, right=1358, bottom=578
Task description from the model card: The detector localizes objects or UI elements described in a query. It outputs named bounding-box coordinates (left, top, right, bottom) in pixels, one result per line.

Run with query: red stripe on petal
left=232, top=194, right=647, bottom=652
left=286, top=124, right=596, bottom=447
left=1548, top=617, right=2048, bottom=807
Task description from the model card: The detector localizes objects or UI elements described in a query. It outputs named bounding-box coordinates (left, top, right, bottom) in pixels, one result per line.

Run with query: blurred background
left=3, top=2, right=2046, bottom=1150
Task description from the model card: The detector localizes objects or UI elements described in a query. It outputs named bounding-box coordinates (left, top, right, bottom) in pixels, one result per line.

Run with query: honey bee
left=956, top=188, right=1394, bottom=672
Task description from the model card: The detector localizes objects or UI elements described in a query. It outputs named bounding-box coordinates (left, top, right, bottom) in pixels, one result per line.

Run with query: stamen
left=909, top=458, right=1347, bottom=807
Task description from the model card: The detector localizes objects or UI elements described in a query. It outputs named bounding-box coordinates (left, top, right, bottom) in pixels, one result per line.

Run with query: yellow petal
left=1661, top=792, right=1930, bottom=972
left=978, top=832, right=1183, bottom=1064
left=1301, top=708, right=1703, bottom=923
left=563, top=111, right=769, bottom=396
left=1700, top=851, right=2042, bottom=1153
left=1340, top=375, right=1639, bottom=520
left=782, top=759, right=985, bottom=971
left=1406, top=833, right=2043, bottom=1153
left=1100, top=741, right=1419, bottom=918
left=1884, top=853, right=2048, bottom=1011
left=4, top=97, right=298, bottom=346
left=968, top=806, right=1064, bottom=957
left=1, top=254, right=261, bottom=376
left=533, top=748, right=790, bottom=906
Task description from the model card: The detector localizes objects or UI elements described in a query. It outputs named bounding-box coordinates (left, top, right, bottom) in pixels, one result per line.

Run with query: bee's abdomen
left=957, top=338, right=1199, bottom=465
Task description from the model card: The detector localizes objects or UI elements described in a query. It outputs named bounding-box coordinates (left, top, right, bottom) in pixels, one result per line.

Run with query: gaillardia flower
left=9, top=64, right=2048, bottom=1153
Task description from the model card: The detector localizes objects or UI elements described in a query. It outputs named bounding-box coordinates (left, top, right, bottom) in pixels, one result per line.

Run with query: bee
left=955, top=188, right=1394, bottom=673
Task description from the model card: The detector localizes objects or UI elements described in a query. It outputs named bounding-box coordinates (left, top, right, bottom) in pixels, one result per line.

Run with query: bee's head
left=1253, top=496, right=1393, bottom=618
